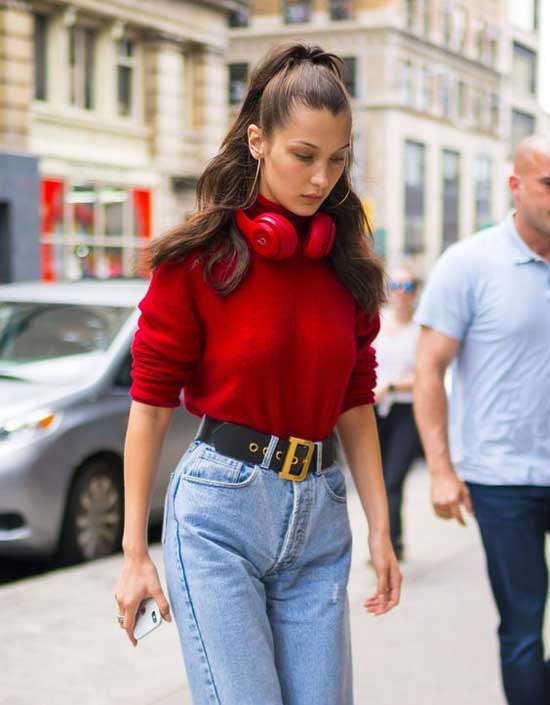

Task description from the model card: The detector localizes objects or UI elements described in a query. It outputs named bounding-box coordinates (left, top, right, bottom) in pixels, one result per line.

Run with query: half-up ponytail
left=145, top=42, right=385, bottom=316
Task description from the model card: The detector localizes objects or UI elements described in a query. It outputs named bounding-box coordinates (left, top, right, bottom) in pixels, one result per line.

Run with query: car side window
left=113, top=352, right=132, bottom=388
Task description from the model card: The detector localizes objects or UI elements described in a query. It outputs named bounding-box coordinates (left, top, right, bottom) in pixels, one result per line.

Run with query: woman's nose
left=311, top=167, right=329, bottom=189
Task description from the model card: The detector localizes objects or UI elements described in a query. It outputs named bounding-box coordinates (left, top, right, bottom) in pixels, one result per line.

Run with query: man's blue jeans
left=162, top=440, right=354, bottom=705
left=467, top=482, right=550, bottom=705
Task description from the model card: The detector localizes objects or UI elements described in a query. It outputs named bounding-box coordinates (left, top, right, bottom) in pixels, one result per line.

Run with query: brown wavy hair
left=145, top=42, right=385, bottom=316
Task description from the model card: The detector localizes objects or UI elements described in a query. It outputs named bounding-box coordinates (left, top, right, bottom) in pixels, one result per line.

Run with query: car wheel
left=59, top=459, right=123, bottom=563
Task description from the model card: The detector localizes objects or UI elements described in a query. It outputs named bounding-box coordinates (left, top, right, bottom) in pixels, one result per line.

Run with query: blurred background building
left=0, top=0, right=548, bottom=282
left=0, top=0, right=245, bottom=283
left=228, top=0, right=550, bottom=270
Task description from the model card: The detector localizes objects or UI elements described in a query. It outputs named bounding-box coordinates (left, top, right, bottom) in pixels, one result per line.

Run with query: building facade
left=228, top=0, right=549, bottom=271
left=0, top=0, right=246, bottom=283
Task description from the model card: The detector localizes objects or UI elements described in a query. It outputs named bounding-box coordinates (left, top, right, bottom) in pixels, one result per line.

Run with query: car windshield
left=0, top=301, right=133, bottom=385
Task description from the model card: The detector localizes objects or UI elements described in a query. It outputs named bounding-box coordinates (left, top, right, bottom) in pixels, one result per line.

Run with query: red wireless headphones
left=234, top=208, right=336, bottom=260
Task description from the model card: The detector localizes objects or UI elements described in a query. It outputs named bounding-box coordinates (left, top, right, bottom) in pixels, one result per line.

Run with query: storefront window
left=102, top=187, right=126, bottom=237
left=40, top=180, right=152, bottom=282
left=69, top=184, right=96, bottom=236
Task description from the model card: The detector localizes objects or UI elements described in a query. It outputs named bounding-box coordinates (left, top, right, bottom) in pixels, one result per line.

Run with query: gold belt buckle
left=278, top=437, right=315, bottom=482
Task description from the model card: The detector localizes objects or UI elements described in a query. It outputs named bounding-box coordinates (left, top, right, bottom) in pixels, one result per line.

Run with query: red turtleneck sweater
left=129, top=195, right=380, bottom=441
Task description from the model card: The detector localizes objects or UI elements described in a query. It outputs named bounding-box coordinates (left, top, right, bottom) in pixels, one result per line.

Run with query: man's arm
left=414, top=326, right=473, bottom=525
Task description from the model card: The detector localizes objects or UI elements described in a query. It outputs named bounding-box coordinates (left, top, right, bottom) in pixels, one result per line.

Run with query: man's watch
left=388, top=383, right=396, bottom=393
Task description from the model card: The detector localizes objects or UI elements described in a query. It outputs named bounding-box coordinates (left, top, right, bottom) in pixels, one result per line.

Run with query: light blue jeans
left=162, top=439, right=354, bottom=705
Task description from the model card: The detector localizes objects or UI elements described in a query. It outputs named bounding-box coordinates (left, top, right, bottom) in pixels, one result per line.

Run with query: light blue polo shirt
left=415, top=212, right=550, bottom=485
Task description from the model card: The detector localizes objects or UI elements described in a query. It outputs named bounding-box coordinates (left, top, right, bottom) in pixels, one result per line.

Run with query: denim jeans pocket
left=161, top=472, right=175, bottom=546
left=321, top=465, right=348, bottom=503
left=180, top=443, right=259, bottom=488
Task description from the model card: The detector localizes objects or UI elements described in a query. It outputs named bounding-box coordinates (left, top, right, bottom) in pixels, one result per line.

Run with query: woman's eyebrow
left=291, top=140, right=350, bottom=153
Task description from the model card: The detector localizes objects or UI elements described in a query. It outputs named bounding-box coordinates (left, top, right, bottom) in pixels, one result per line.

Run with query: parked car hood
left=0, top=379, right=85, bottom=426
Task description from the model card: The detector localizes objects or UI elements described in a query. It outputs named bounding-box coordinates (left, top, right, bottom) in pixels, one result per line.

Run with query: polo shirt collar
left=504, top=211, right=546, bottom=265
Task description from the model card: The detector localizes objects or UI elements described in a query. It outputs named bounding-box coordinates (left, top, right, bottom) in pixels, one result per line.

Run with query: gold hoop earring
left=243, top=158, right=262, bottom=208
left=332, top=186, right=350, bottom=208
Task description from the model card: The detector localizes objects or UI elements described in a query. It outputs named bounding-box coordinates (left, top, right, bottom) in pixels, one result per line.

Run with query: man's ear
left=508, top=173, right=520, bottom=196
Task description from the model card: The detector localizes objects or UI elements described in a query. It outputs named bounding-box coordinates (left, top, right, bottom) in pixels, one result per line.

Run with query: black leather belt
left=195, top=416, right=336, bottom=482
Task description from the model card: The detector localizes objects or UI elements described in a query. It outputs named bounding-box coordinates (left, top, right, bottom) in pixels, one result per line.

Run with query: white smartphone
left=134, top=598, right=163, bottom=640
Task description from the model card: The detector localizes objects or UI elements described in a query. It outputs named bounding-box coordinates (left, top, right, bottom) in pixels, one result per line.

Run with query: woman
left=374, top=266, right=422, bottom=562
left=114, top=42, right=401, bottom=705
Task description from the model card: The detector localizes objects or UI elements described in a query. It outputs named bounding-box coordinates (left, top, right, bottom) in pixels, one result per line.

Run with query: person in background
left=414, top=135, right=550, bottom=705
left=374, top=266, right=421, bottom=561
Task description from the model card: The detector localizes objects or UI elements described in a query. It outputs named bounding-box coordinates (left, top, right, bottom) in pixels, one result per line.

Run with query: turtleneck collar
left=245, top=193, right=311, bottom=237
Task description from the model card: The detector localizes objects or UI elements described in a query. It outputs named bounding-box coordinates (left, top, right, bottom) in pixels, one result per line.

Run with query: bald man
left=414, top=135, right=550, bottom=705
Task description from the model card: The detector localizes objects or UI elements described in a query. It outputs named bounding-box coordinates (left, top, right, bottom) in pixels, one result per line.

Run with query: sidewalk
left=0, top=464, right=521, bottom=705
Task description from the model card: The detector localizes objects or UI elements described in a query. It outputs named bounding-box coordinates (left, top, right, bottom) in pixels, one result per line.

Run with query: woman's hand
left=114, top=553, right=172, bottom=646
left=364, top=531, right=402, bottom=616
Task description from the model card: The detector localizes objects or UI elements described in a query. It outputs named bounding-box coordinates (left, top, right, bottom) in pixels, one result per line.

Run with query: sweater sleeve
left=340, top=307, right=380, bottom=413
left=129, top=258, right=203, bottom=408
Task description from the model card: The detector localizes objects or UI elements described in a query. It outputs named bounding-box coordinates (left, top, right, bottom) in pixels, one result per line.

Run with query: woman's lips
left=301, top=194, right=323, bottom=202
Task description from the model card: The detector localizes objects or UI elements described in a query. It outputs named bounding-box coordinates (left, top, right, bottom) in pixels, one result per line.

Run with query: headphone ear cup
left=235, top=211, right=298, bottom=260
left=303, top=211, right=336, bottom=259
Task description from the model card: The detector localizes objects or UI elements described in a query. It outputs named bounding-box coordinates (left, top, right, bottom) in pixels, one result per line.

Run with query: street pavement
left=3, top=463, right=545, bottom=705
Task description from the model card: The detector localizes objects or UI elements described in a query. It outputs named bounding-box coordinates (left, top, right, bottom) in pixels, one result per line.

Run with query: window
left=511, top=109, right=536, bottom=151
left=441, top=150, right=460, bottom=250
left=117, top=38, right=135, bottom=117
left=513, top=43, right=537, bottom=95
left=68, top=184, right=95, bottom=237
left=342, top=57, right=357, bottom=98
left=457, top=80, right=467, bottom=120
left=114, top=352, right=133, bottom=388
left=474, top=155, right=492, bottom=230
left=490, top=93, right=499, bottom=131
left=228, top=63, right=248, bottom=105
left=443, top=4, right=452, bottom=45
left=439, top=73, right=451, bottom=118
left=472, top=88, right=483, bottom=127
left=488, top=27, right=499, bottom=67
left=509, top=0, right=538, bottom=32
left=284, top=0, right=311, bottom=23
left=404, top=141, right=426, bottom=254
left=229, top=8, right=249, bottom=27
left=453, top=6, right=467, bottom=51
left=69, top=26, right=96, bottom=109
left=418, top=66, right=431, bottom=111
left=40, top=180, right=152, bottom=281
left=421, top=0, right=430, bottom=33
left=34, top=13, right=48, bottom=101
left=330, top=0, right=353, bottom=20
left=400, top=60, right=414, bottom=106
left=406, top=0, right=415, bottom=29
left=475, top=20, right=486, bottom=61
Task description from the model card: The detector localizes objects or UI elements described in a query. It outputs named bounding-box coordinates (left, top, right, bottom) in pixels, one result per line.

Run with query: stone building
left=228, top=0, right=549, bottom=270
left=0, top=0, right=246, bottom=283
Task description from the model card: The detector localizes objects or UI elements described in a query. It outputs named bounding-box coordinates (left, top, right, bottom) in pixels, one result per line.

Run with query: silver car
left=0, top=279, right=199, bottom=562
